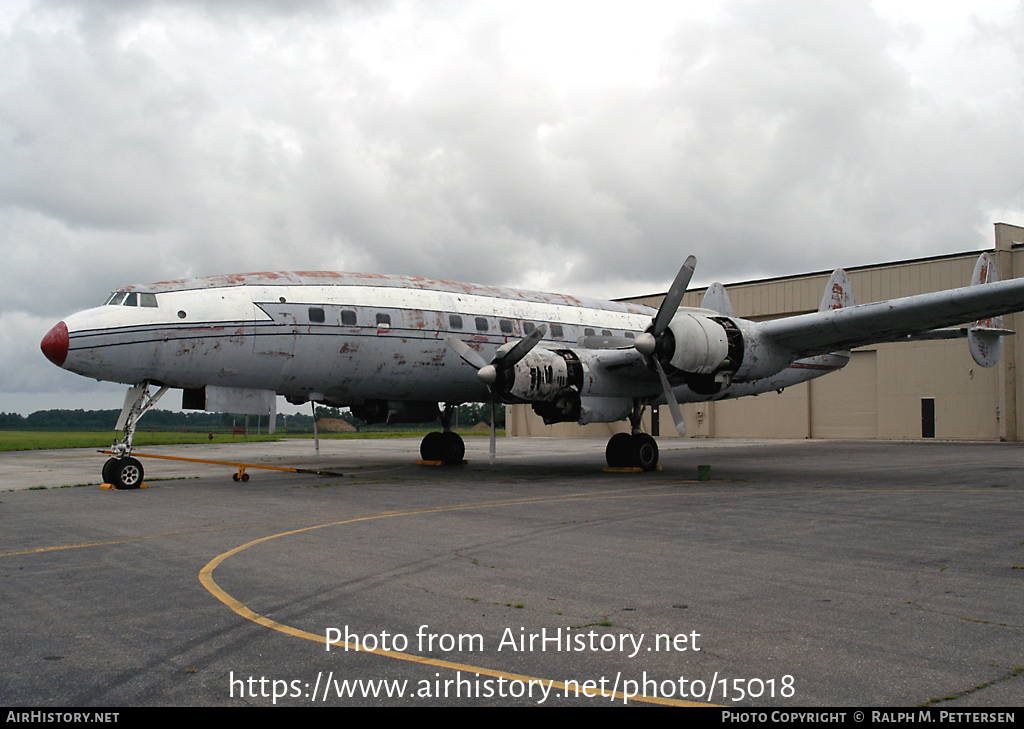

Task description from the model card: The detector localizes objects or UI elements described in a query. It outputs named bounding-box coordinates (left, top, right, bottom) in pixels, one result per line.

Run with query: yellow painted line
left=0, top=538, right=147, bottom=557
left=199, top=490, right=715, bottom=706
left=2, top=488, right=660, bottom=560
left=2, top=484, right=995, bottom=560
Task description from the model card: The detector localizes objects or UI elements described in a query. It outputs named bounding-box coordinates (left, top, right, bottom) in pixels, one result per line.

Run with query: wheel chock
left=416, top=460, right=468, bottom=466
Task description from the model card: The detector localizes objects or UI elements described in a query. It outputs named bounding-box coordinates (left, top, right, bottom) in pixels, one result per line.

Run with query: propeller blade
left=445, top=334, right=489, bottom=370
left=577, top=335, right=637, bottom=349
left=489, top=398, right=497, bottom=464
left=652, top=356, right=686, bottom=437
left=651, top=255, right=696, bottom=337
left=495, top=324, right=548, bottom=368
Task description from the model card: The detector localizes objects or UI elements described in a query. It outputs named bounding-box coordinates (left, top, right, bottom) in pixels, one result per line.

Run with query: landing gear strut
left=102, top=382, right=167, bottom=489
left=605, top=400, right=659, bottom=471
left=419, top=403, right=465, bottom=465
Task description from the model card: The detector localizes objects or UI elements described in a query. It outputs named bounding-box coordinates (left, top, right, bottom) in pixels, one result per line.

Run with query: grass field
left=0, top=429, right=503, bottom=452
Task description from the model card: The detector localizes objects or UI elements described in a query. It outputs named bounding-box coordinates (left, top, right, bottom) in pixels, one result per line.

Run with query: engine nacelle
left=489, top=348, right=585, bottom=425
left=662, top=314, right=793, bottom=395
left=506, top=349, right=581, bottom=402
left=666, top=314, right=730, bottom=374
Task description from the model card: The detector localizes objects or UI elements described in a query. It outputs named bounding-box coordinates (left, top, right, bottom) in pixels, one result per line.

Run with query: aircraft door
left=252, top=297, right=297, bottom=376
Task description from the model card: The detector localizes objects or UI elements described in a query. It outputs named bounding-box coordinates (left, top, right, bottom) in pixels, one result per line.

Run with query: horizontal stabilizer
left=902, top=326, right=1013, bottom=342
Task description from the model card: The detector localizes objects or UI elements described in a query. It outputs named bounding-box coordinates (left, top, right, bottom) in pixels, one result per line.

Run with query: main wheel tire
left=112, top=457, right=144, bottom=489
left=420, top=431, right=444, bottom=461
left=438, top=431, right=465, bottom=465
left=605, top=433, right=633, bottom=468
left=631, top=434, right=659, bottom=471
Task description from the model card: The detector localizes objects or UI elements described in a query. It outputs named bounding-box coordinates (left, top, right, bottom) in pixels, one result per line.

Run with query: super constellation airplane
left=40, top=253, right=1023, bottom=488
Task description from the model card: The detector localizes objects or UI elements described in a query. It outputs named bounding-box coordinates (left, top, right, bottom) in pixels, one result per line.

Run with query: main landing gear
left=102, top=382, right=167, bottom=489
left=419, top=403, right=466, bottom=465
left=419, top=430, right=466, bottom=464
left=605, top=432, right=659, bottom=471
left=604, top=400, right=660, bottom=471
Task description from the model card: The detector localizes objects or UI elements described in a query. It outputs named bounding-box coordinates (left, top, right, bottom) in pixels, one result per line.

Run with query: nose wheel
left=102, top=457, right=145, bottom=490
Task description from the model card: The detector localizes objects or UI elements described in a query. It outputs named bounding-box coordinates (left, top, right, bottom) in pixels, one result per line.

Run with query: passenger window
left=341, top=310, right=356, bottom=326
left=449, top=315, right=463, bottom=329
left=308, top=307, right=325, bottom=323
left=551, top=324, right=564, bottom=338
left=625, top=332, right=635, bottom=339
left=475, top=317, right=489, bottom=332
left=523, top=322, right=535, bottom=335
left=376, top=313, right=391, bottom=327
left=602, top=330, right=612, bottom=336
left=584, top=328, right=595, bottom=336
left=123, top=292, right=138, bottom=307
left=500, top=319, right=513, bottom=334
left=139, top=293, right=158, bottom=308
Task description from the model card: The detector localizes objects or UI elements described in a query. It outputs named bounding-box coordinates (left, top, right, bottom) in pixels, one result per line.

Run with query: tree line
left=0, top=403, right=503, bottom=431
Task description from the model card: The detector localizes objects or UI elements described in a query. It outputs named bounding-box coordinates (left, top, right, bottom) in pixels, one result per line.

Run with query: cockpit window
left=104, top=291, right=158, bottom=307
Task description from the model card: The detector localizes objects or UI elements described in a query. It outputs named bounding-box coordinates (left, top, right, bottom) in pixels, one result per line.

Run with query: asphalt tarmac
left=0, top=436, right=1021, bottom=707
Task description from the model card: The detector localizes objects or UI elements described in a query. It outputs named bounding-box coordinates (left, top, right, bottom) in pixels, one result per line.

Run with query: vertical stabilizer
left=701, top=282, right=734, bottom=316
left=968, top=252, right=1004, bottom=367
left=819, top=269, right=855, bottom=312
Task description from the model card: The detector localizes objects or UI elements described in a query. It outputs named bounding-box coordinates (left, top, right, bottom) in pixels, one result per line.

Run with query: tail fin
left=819, top=269, right=855, bottom=312
left=701, top=282, right=734, bottom=316
left=968, top=252, right=1004, bottom=367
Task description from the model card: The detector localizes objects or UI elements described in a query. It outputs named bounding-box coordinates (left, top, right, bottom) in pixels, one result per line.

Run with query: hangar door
left=809, top=350, right=878, bottom=438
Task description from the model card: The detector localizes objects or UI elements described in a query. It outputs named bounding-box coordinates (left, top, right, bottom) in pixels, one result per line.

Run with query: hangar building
left=508, top=223, right=1024, bottom=442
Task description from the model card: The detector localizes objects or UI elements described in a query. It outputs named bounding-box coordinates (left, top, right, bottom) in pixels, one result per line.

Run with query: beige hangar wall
left=508, top=223, right=1024, bottom=442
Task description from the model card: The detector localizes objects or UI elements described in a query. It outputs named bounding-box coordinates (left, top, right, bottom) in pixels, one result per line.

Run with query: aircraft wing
left=758, top=277, right=1024, bottom=359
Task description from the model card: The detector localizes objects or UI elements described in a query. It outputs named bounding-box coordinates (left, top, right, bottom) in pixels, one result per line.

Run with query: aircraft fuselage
left=45, top=271, right=840, bottom=411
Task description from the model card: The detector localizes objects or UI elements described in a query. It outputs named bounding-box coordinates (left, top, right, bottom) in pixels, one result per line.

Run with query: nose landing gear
left=102, top=456, right=145, bottom=490
left=102, top=381, right=167, bottom=489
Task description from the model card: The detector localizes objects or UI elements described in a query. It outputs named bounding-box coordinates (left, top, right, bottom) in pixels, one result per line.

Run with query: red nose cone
left=41, top=321, right=69, bottom=367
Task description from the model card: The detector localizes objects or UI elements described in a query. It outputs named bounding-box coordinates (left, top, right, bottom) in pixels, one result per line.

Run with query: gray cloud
left=1, top=0, right=1022, bottom=411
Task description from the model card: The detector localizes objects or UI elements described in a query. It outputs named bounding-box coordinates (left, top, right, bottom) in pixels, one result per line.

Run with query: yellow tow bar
left=101, top=450, right=343, bottom=482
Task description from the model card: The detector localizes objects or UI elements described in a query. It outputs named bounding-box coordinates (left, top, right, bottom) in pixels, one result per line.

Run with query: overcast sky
left=1, top=0, right=1022, bottom=415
